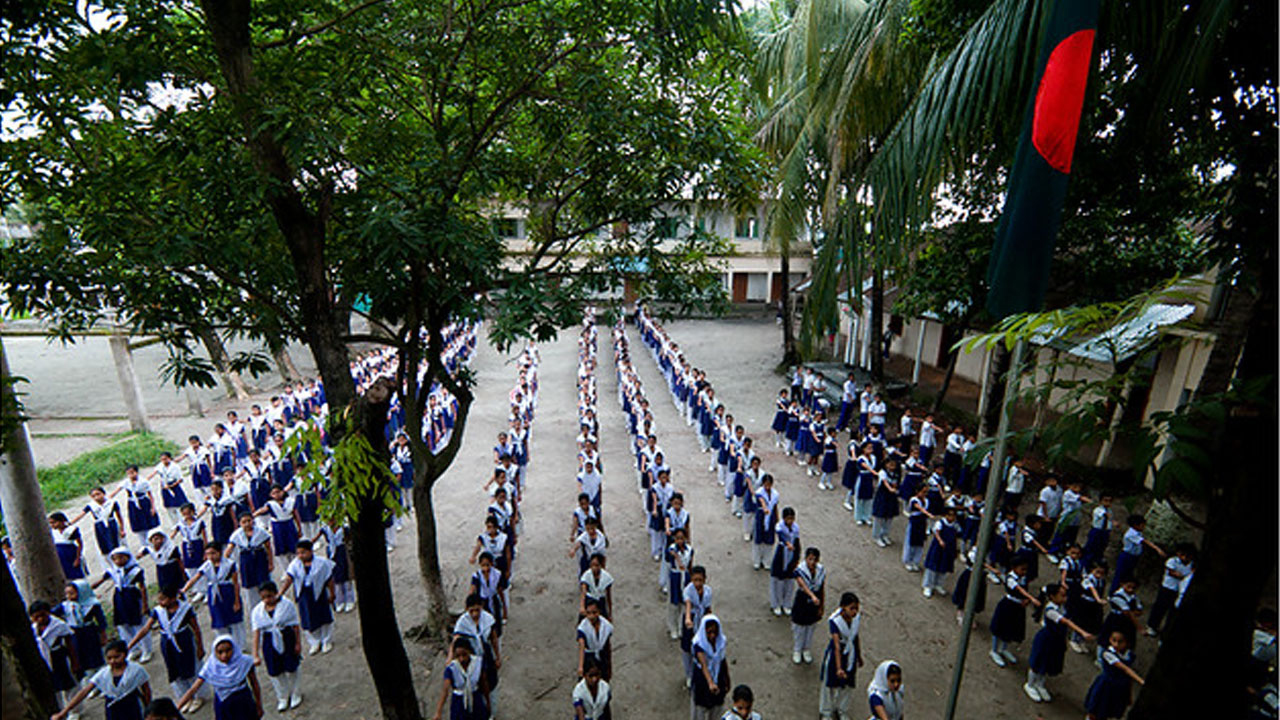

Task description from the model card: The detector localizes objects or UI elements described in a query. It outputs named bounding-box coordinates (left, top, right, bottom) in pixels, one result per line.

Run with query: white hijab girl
left=867, top=659, right=905, bottom=720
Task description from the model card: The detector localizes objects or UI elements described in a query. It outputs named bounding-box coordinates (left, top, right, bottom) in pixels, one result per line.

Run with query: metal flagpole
left=942, top=338, right=1027, bottom=719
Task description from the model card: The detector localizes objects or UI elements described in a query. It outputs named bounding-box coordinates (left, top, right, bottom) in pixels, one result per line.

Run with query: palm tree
left=775, top=0, right=1271, bottom=715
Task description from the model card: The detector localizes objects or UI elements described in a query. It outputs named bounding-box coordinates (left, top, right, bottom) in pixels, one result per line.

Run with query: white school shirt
left=945, top=432, right=965, bottom=454
left=1122, top=526, right=1144, bottom=555
left=573, top=678, right=611, bottom=720
left=251, top=598, right=300, bottom=653
left=859, top=390, right=873, bottom=413
left=842, top=380, right=857, bottom=403
left=1061, top=489, right=1085, bottom=524
left=868, top=400, right=886, bottom=425
left=576, top=616, right=613, bottom=653
left=899, top=413, right=914, bottom=438
left=1092, top=505, right=1112, bottom=530
left=579, top=568, right=613, bottom=601
left=1038, top=485, right=1063, bottom=518
left=1161, top=556, right=1193, bottom=591
left=919, top=421, right=937, bottom=447
left=575, top=531, right=608, bottom=559
left=1005, top=465, right=1025, bottom=493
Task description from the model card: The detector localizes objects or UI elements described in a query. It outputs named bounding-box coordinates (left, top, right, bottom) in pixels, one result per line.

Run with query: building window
left=655, top=216, right=681, bottom=239
left=734, top=215, right=759, bottom=239
left=492, top=217, right=519, bottom=239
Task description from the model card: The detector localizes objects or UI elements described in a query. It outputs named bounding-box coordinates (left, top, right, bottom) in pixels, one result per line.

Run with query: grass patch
left=38, top=432, right=181, bottom=509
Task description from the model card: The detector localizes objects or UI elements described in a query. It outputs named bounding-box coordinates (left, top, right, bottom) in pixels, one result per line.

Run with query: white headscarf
left=105, top=547, right=143, bottom=589
left=199, top=634, right=256, bottom=701
left=867, top=659, right=905, bottom=720
left=148, top=528, right=179, bottom=565
left=692, top=614, right=727, bottom=684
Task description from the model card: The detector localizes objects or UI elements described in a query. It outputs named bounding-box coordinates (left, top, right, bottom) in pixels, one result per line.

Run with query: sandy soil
left=18, top=317, right=1163, bottom=719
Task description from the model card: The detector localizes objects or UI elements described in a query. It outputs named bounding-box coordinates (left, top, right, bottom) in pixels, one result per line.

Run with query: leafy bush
left=38, top=432, right=180, bottom=509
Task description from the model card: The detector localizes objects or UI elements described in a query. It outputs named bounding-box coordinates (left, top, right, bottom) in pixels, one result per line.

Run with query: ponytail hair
left=1032, top=583, right=1062, bottom=622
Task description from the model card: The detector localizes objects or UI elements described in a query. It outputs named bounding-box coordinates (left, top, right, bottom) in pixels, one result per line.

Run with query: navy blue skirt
left=297, top=587, right=333, bottom=631
left=1029, top=622, right=1067, bottom=676
left=213, top=685, right=259, bottom=720
left=94, top=520, right=122, bottom=555
left=113, top=586, right=145, bottom=626
left=990, top=597, right=1026, bottom=643
left=262, top=627, right=301, bottom=676
left=871, top=486, right=899, bottom=519
left=160, top=626, right=199, bottom=682
left=127, top=498, right=159, bottom=533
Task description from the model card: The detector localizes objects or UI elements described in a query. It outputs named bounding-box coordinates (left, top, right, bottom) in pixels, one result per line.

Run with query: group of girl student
left=441, top=594, right=501, bottom=720
left=470, top=515, right=513, bottom=620
left=56, top=580, right=109, bottom=687
left=71, top=485, right=127, bottom=561
left=181, top=541, right=246, bottom=649
left=91, top=546, right=154, bottom=663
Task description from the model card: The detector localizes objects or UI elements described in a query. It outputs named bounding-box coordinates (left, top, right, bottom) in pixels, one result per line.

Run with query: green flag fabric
left=986, top=0, right=1102, bottom=319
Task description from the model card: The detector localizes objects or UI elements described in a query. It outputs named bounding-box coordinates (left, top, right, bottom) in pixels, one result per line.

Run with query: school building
left=492, top=199, right=813, bottom=305
left=825, top=273, right=1223, bottom=471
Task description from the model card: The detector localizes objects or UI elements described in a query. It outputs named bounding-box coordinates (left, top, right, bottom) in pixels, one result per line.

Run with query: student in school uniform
left=988, top=559, right=1040, bottom=667
left=769, top=507, right=800, bottom=616
left=921, top=506, right=959, bottom=598
left=93, top=546, right=152, bottom=663
left=431, top=638, right=490, bottom=720
left=1084, top=631, right=1145, bottom=720
left=723, top=684, right=762, bottom=720
left=279, top=539, right=336, bottom=655
left=1082, top=492, right=1114, bottom=568
left=819, top=592, right=863, bottom=720
left=870, top=459, right=900, bottom=548
left=130, top=585, right=205, bottom=712
left=251, top=581, right=304, bottom=711
left=579, top=553, right=614, bottom=621
left=1016, top=514, right=1050, bottom=585
left=866, top=660, right=905, bottom=720
left=851, top=444, right=877, bottom=525
left=866, top=394, right=886, bottom=436
left=146, top=528, right=185, bottom=593
left=917, top=414, right=937, bottom=465
left=53, top=640, right=152, bottom=720
left=665, top=528, right=695, bottom=637
left=1069, top=561, right=1109, bottom=652
left=576, top=598, right=614, bottom=681
left=31, top=599, right=79, bottom=710
left=148, top=453, right=189, bottom=526
left=573, top=659, right=612, bottom=720
left=751, top=475, right=780, bottom=571
left=647, top=471, right=675, bottom=563
left=205, top=480, right=238, bottom=546
left=57, top=580, right=107, bottom=684
left=181, top=435, right=216, bottom=500
left=857, top=384, right=873, bottom=436
left=942, top=427, right=965, bottom=484
left=691, top=614, right=731, bottom=720
left=664, top=492, right=691, bottom=571
left=570, top=516, right=609, bottom=577
left=451, top=593, right=501, bottom=717
left=988, top=509, right=1019, bottom=583
left=176, top=635, right=264, bottom=720
left=49, top=512, right=86, bottom=581
left=819, top=428, right=840, bottom=492
left=1147, top=543, right=1195, bottom=636
left=114, top=465, right=161, bottom=549
left=1110, top=514, right=1166, bottom=593
left=772, top=390, right=792, bottom=447
left=1035, top=475, right=1064, bottom=552
left=227, top=513, right=273, bottom=613
left=1024, top=583, right=1094, bottom=703
left=951, top=547, right=993, bottom=626
left=181, top=542, right=246, bottom=649
left=783, top=401, right=802, bottom=457
left=680, top=566, right=714, bottom=687
left=790, top=548, right=825, bottom=665
left=1100, top=576, right=1146, bottom=653
left=901, top=483, right=933, bottom=573
left=253, top=484, right=301, bottom=572
left=317, top=519, right=355, bottom=613
left=470, top=552, right=506, bottom=637
left=70, top=486, right=126, bottom=561
left=1048, top=481, right=1091, bottom=557
left=174, top=503, right=207, bottom=604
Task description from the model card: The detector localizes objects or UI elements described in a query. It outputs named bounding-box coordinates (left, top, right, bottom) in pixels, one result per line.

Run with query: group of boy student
left=633, top=306, right=907, bottom=720
left=36, top=338, right=484, bottom=720
left=432, top=341, right=539, bottom=720
left=789, top=366, right=1209, bottom=719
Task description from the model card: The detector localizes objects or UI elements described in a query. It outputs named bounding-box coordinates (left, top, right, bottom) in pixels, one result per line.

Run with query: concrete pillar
left=975, top=344, right=993, bottom=423
left=1096, top=378, right=1132, bottom=466
left=912, top=319, right=927, bottom=385
left=109, top=331, right=151, bottom=433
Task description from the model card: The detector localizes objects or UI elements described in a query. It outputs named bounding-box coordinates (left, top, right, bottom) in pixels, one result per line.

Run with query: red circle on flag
left=1032, top=29, right=1095, bottom=174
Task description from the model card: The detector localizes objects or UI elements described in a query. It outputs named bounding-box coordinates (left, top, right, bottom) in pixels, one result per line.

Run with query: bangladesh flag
left=986, top=0, right=1101, bottom=319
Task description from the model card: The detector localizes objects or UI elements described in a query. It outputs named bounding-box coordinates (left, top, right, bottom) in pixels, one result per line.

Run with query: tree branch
left=257, top=0, right=389, bottom=50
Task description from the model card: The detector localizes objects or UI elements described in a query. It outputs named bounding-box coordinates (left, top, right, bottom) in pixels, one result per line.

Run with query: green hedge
left=38, top=432, right=181, bottom=510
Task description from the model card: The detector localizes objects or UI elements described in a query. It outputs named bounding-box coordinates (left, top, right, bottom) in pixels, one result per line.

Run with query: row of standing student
left=781, top=368, right=1197, bottom=720
left=433, top=342, right=540, bottom=720
left=36, top=322, right=478, bottom=720
left=634, top=305, right=906, bottom=720
left=615, top=318, right=773, bottom=720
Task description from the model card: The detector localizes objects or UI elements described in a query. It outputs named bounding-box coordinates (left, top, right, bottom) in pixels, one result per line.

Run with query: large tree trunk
left=270, top=340, right=303, bottom=384
left=1129, top=262, right=1276, bottom=719
left=409, top=475, right=451, bottom=636
left=978, top=343, right=1012, bottom=438
left=348, top=378, right=424, bottom=720
left=0, top=338, right=66, bottom=605
left=779, top=247, right=799, bottom=367
left=195, top=323, right=251, bottom=400
left=200, top=6, right=423, bottom=718
left=869, top=269, right=884, bottom=382
left=1, top=556, right=57, bottom=719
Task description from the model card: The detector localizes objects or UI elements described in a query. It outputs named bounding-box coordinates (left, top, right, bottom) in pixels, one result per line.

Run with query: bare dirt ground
left=10, top=317, right=1163, bottom=719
